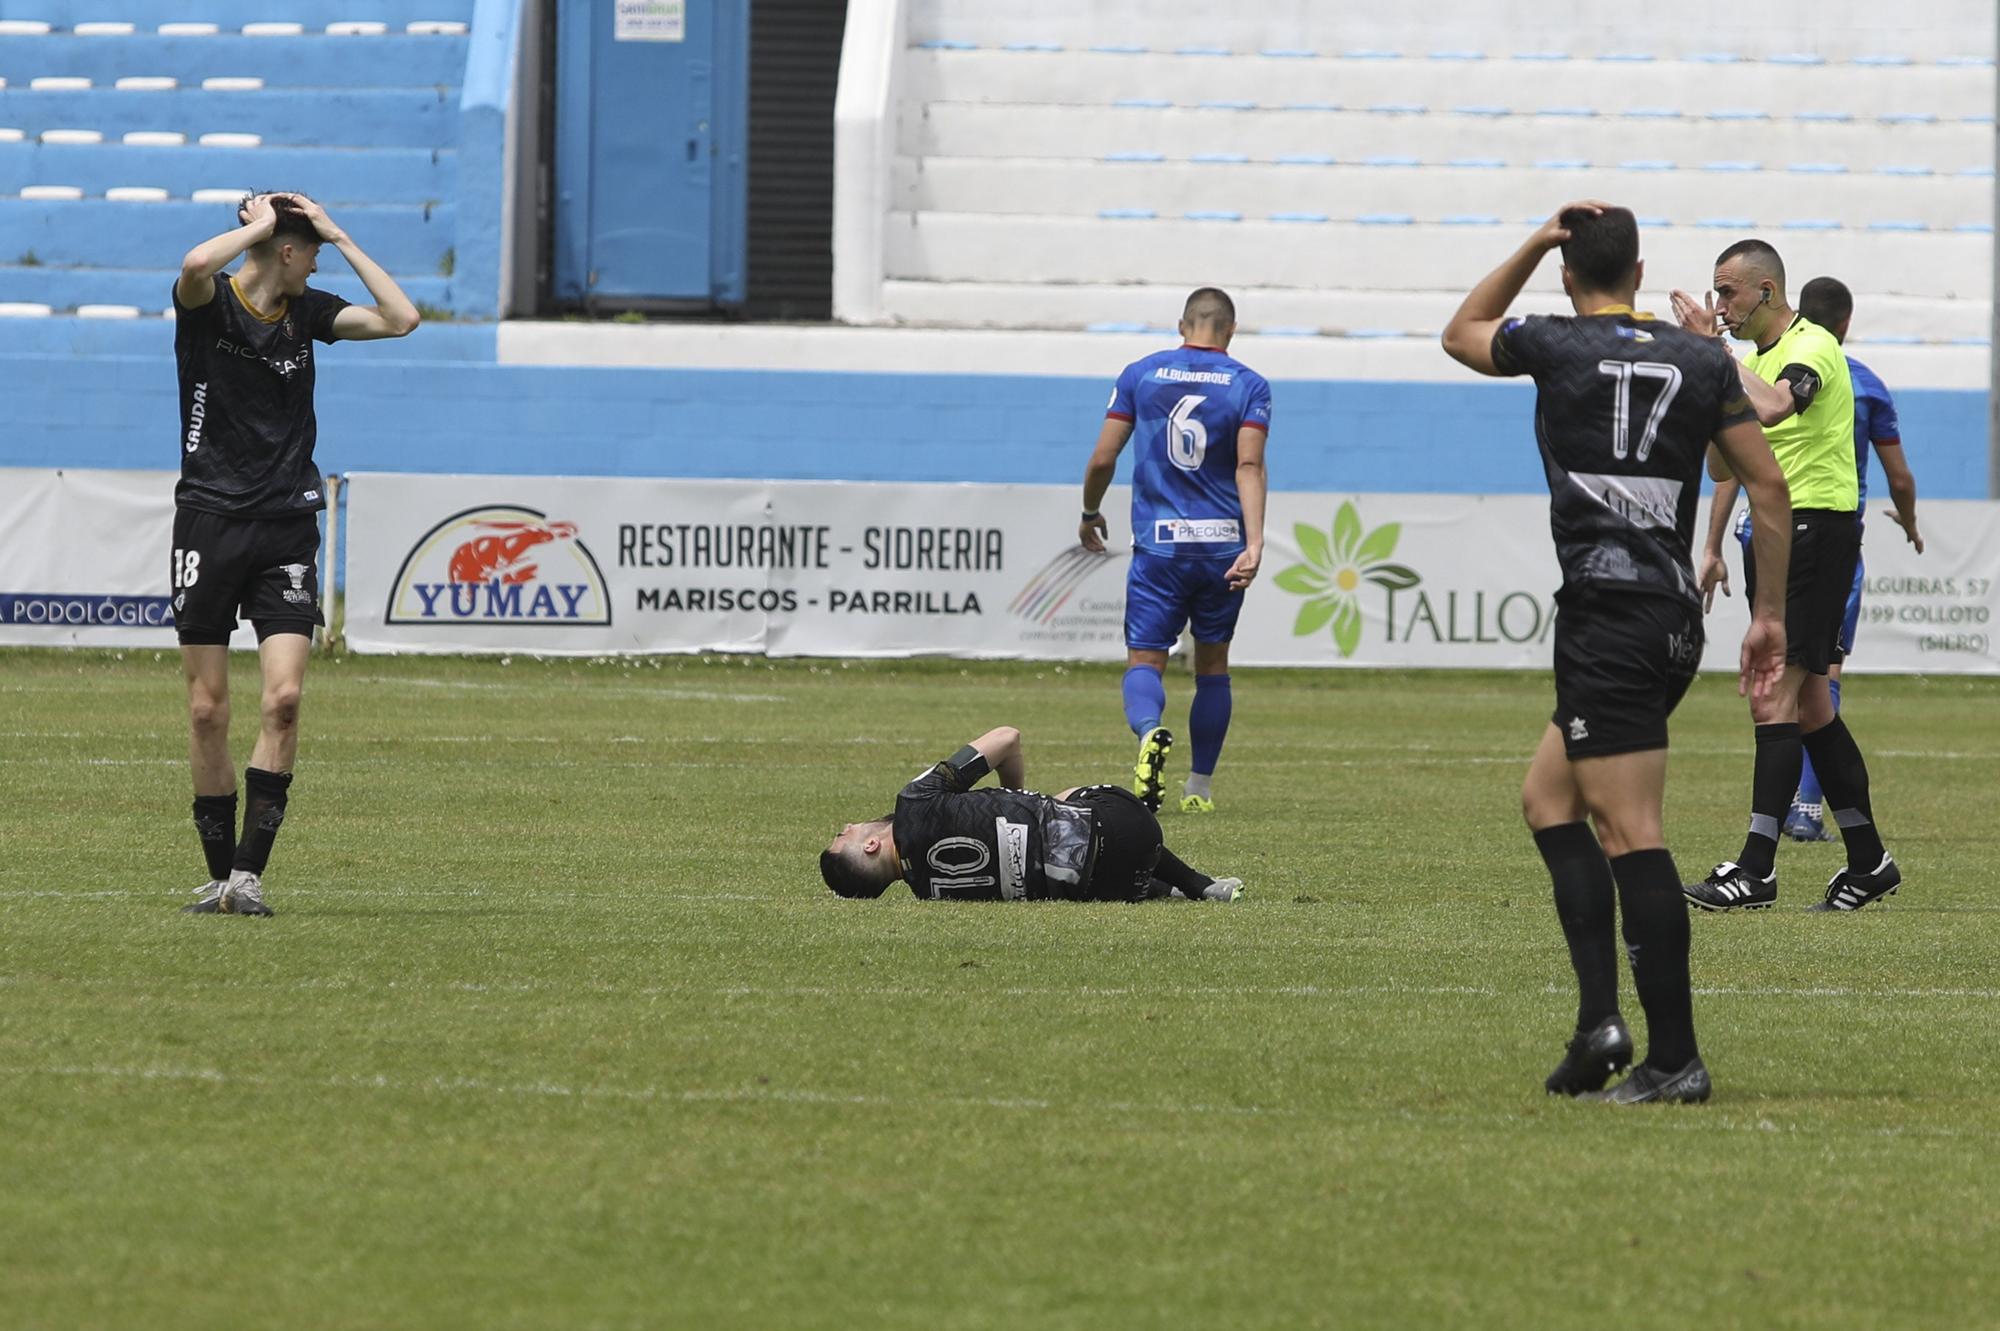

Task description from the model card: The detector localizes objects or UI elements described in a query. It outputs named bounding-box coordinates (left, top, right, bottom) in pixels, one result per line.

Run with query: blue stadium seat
left=0, top=142, right=455, bottom=203
left=0, top=88, right=458, bottom=147
left=0, top=33, right=466, bottom=86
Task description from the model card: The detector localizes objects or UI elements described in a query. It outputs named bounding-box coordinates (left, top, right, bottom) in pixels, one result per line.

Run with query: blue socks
left=1797, top=675, right=1840, bottom=806
left=1190, top=673, right=1232, bottom=777
left=1121, top=665, right=1165, bottom=737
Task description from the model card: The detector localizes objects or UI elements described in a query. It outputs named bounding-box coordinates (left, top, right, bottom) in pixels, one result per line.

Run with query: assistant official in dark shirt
left=1444, top=202, right=1792, bottom=1105
left=173, top=192, right=420, bottom=917
left=820, top=726, right=1242, bottom=903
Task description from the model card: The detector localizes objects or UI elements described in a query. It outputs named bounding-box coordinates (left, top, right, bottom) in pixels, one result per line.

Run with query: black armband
left=1777, top=363, right=1822, bottom=412
left=939, top=744, right=991, bottom=790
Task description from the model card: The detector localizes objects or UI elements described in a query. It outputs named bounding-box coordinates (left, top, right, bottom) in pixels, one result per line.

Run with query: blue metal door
left=553, top=0, right=748, bottom=307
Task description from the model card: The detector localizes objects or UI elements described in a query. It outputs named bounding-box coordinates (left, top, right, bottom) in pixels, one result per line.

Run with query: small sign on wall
left=614, top=0, right=686, bottom=42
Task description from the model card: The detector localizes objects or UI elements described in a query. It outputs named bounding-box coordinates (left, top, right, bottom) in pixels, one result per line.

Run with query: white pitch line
left=6, top=1063, right=1985, bottom=1140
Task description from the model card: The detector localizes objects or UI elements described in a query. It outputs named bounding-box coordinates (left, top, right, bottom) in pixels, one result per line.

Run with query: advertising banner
left=0, top=468, right=259, bottom=650
left=342, top=473, right=2000, bottom=674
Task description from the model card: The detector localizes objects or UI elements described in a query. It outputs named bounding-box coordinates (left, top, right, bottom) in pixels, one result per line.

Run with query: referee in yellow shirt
left=1670, top=239, right=1900, bottom=912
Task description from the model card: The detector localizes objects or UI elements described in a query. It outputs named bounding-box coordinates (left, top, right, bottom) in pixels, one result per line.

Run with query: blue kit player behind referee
left=1702, top=276, right=1924, bottom=842
left=1078, top=288, right=1271, bottom=814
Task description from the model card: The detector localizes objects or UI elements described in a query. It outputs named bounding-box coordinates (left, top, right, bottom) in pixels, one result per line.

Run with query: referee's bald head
left=1714, top=238, right=1787, bottom=294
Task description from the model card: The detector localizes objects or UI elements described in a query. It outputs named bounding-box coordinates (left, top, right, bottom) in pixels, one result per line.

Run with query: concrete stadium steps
left=909, top=0, right=1993, bottom=63
left=0, top=142, right=455, bottom=204
left=874, top=280, right=1995, bottom=343
left=0, top=262, right=450, bottom=311
left=0, top=87, right=458, bottom=148
left=902, top=49, right=1997, bottom=122
left=0, top=313, right=493, bottom=358
left=0, top=33, right=469, bottom=88
left=883, top=213, right=1994, bottom=301
left=0, top=197, right=454, bottom=270
left=19, top=2, right=474, bottom=29
left=903, top=103, right=1993, bottom=176
left=895, top=157, right=1997, bottom=231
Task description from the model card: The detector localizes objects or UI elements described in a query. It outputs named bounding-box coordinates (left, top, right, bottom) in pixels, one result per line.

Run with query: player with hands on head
left=1079, top=288, right=1271, bottom=816
left=171, top=190, right=420, bottom=916
left=1670, top=243, right=1904, bottom=913
left=1444, top=202, right=1791, bottom=1104
left=820, top=726, right=1244, bottom=903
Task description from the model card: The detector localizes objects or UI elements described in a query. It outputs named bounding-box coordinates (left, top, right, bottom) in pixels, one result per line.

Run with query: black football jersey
left=1492, top=310, right=1755, bottom=604
left=173, top=275, right=350, bottom=518
left=893, top=759, right=1096, bottom=901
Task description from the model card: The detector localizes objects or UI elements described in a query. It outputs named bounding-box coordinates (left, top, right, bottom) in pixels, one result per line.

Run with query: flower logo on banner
left=1273, top=502, right=1421, bottom=657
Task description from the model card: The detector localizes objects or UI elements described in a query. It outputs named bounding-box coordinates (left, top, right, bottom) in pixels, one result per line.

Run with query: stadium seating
left=0, top=5, right=473, bottom=319
left=863, top=0, right=1998, bottom=344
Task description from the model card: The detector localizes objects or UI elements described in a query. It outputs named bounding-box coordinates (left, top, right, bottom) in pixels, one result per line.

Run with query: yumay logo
left=386, top=504, right=612, bottom=626
left=1273, top=502, right=1420, bottom=657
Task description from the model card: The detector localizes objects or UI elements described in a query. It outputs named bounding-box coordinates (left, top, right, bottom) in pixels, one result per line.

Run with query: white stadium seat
left=407, top=20, right=470, bottom=35
left=20, top=185, right=86, bottom=200
left=191, top=188, right=250, bottom=203
left=201, top=77, right=266, bottom=91
left=74, top=21, right=137, bottom=36
left=77, top=304, right=144, bottom=319
left=115, top=77, right=179, bottom=91
left=40, top=129, right=106, bottom=144
left=30, top=77, right=93, bottom=91
left=0, top=128, right=23, bottom=142
left=124, top=130, right=188, bottom=145
left=327, top=21, right=389, bottom=36
left=157, top=23, right=220, bottom=36
left=242, top=22, right=306, bottom=37
left=197, top=132, right=263, bottom=148
left=0, top=20, right=53, bottom=36
left=0, top=303, right=56, bottom=317
left=105, top=187, right=173, bottom=202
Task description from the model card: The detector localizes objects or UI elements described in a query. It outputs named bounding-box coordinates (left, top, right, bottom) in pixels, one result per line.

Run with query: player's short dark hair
left=1714, top=238, right=1786, bottom=289
left=241, top=191, right=321, bottom=246
left=1798, top=276, right=1853, bottom=330
left=1182, top=287, right=1236, bottom=329
left=820, top=843, right=892, bottom=899
left=1558, top=206, right=1640, bottom=292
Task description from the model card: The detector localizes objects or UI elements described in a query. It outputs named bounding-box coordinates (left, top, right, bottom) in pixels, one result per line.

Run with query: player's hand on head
left=1698, top=551, right=1731, bottom=611
left=1079, top=513, right=1107, bottom=553
left=1885, top=509, right=1924, bottom=554
left=276, top=193, right=344, bottom=243
left=1535, top=200, right=1609, bottom=250
left=237, top=192, right=278, bottom=234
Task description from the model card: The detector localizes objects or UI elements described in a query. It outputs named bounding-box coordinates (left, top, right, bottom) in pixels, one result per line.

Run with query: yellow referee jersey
left=1741, top=315, right=1857, bottom=510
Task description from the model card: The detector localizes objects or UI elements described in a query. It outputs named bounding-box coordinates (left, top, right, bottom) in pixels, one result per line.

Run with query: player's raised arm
left=177, top=193, right=279, bottom=308
left=281, top=194, right=421, bottom=341
left=1711, top=417, right=1792, bottom=699
left=965, top=726, right=1025, bottom=789
left=1441, top=201, right=1610, bottom=375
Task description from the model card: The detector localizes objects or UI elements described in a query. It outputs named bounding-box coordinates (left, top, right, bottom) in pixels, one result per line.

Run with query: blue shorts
left=1125, top=550, right=1243, bottom=650
left=1738, top=520, right=1865, bottom=659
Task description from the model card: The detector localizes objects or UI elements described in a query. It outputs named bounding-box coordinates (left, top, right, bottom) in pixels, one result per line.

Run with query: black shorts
left=1066, top=785, right=1164, bottom=901
left=1743, top=508, right=1862, bottom=675
left=1551, top=591, right=1703, bottom=759
left=171, top=508, right=324, bottom=646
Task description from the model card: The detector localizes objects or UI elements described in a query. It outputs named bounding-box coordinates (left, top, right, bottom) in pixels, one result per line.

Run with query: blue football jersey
left=1107, top=344, right=1272, bottom=560
left=1847, top=356, right=1899, bottom=513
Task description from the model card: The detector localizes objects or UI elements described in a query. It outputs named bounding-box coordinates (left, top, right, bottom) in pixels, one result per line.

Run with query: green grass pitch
left=1, top=649, right=1995, bottom=1330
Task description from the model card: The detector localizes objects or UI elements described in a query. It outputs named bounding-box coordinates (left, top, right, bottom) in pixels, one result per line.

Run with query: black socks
left=192, top=792, right=238, bottom=881
left=232, top=767, right=293, bottom=876
left=1610, top=849, right=1699, bottom=1072
left=1802, top=715, right=1887, bottom=871
left=1150, top=847, right=1214, bottom=894
left=1738, top=722, right=1803, bottom=875
left=1533, top=822, right=1620, bottom=1031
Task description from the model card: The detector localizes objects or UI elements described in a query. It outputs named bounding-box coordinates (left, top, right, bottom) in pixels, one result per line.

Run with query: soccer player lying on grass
left=819, top=727, right=1243, bottom=902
